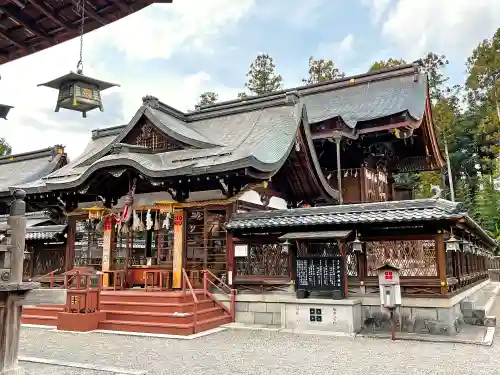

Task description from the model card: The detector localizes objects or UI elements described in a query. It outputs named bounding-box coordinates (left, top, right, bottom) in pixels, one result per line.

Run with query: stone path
left=18, top=327, right=500, bottom=375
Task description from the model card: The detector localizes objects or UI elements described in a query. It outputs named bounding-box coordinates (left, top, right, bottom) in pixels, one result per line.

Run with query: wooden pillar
left=340, top=241, right=348, bottom=298
left=101, top=216, right=114, bottom=288
left=436, top=231, right=447, bottom=296
left=226, top=203, right=235, bottom=286
left=172, top=209, right=185, bottom=289
left=65, top=217, right=76, bottom=272
left=334, top=135, right=343, bottom=204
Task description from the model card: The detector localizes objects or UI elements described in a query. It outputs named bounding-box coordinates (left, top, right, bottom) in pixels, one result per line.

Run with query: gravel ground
left=18, top=327, right=500, bottom=375
left=22, top=362, right=114, bottom=375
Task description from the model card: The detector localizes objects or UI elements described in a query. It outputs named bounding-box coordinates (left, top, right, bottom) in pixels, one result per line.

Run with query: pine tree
left=194, top=92, right=218, bottom=110
left=302, top=56, right=344, bottom=84
left=244, top=54, right=283, bottom=95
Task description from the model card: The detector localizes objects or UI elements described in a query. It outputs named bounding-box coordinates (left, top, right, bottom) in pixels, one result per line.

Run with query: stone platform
left=214, top=280, right=500, bottom=338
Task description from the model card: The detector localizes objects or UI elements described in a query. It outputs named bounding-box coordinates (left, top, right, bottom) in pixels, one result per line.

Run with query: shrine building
left=16, top=62, right=498, bottom=337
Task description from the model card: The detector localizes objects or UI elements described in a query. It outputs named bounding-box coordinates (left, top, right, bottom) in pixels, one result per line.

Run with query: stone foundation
left=215, top=279, right=497, bottom=336
left=361, top=304, right=463, bottom=335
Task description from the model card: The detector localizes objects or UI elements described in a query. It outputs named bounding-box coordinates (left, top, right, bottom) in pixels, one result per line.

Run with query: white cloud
left=362, top=0, right=393, bottom=23
left=97, top=0, right=255, bottom=62
left=316, top=34, right=355, bottom=65
left=0, top=2, right=254, bottom=159
left=381, top=0, right=500, bottom=60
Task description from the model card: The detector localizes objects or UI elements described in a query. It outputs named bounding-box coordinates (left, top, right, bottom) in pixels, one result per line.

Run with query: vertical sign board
left=101, top=216, right=113, bottom=287
left=172, top=209, right=184, bottom=288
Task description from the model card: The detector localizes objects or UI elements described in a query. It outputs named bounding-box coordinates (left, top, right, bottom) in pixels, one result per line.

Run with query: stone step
left=461, top=282, right=500, bottom=327
left=102, top=306, right=224, bottom=324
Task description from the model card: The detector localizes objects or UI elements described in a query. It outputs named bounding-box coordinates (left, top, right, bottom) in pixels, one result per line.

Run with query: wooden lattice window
left=365, top=239, right=437, bottom=277
left=235, top=244, right=289, bottom=277
left=135, top=124, right=182, bottom=152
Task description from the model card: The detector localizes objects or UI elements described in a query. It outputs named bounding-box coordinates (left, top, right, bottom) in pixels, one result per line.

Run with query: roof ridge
left=197, top=61, right=422, bottom=112
left=0, top=145, right=65, bottom=165
left=230, top=199, right=455, bottom=220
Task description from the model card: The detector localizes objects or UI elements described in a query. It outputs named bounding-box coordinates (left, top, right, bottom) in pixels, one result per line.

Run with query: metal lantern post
left=37, top=1, right=118, bottom=118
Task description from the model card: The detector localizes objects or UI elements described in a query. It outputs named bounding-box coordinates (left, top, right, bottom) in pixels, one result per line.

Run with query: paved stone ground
left=18, top=327, right=500, bottom=375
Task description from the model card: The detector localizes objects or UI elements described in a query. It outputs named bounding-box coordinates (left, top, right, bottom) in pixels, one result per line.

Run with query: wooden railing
left=203, top=269, right=236, bottom=321
left=182, top=268, right=199, bottom=329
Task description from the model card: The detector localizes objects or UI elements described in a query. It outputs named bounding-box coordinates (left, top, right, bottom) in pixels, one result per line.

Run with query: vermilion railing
left=182, top=268, right=199, bottom=329
left=202, top=269, right=237, bottom=322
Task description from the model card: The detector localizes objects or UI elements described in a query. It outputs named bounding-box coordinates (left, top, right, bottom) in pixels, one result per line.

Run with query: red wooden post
left=49, top=271, right=54, bottom=288
left=85, top=275, right=90, bottom=313
left=230, top=289, right=236, bottom=322
left=203, top=270, right=208, bottom=296
left=97, top=273, right=102, bottom=311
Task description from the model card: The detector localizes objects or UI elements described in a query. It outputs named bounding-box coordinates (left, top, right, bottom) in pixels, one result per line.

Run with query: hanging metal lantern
left=281, top=239, right=290, bottom=254
left=37, top=1, right=118, bottom=118
left=352, top=231, right=364, bottom=253
left=462, top=238, right=471, bottom=253
left=38, top=72, right=118, bottom=118
left=0, top=104, right=13, bottom=120
left=445, top=231, right=460, bottom=252
left=0, top=75, right=13, bottom=119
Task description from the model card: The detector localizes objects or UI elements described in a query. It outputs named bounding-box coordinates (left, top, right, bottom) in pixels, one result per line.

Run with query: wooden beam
left=1, top=3, right=53, bottom=41
left=0, top=30, right=28, bottom=50
left=82, top=1, right=107, bottom=26
left=115, top=1, right=132, bottom=13
left=25, top=0, right=72, bottom=30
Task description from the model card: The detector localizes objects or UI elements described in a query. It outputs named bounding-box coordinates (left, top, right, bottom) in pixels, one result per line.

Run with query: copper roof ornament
left=37, top=1, right=118, bottom=118
left=0, top=74, right=14, bottom=120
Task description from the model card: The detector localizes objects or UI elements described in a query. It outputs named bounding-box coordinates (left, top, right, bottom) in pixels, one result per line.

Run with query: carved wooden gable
left=123, top=120, right=186, bottom=152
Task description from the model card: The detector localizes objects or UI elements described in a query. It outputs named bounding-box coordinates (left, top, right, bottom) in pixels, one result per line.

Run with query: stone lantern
left=38, top=72, right=118, bottom=118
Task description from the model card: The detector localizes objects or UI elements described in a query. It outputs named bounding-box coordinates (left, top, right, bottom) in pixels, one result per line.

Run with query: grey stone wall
left=22, top=288, right=66, bottom=306
left=235, top=302, right=281, bottom=326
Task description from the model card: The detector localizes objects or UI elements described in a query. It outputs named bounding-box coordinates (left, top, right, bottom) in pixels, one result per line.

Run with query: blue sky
left=1, top=0, right=498, bottom=158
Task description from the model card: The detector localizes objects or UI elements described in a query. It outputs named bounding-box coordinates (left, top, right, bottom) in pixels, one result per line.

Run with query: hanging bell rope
left=76, top=0, right=85, bottom=74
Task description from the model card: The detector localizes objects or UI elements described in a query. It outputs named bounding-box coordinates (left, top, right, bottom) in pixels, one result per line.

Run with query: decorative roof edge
left=0, top=145, right=65, bottom=165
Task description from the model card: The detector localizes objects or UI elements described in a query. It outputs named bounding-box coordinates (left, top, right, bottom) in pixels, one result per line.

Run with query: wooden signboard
left=295, top=256, right=345, bottom=295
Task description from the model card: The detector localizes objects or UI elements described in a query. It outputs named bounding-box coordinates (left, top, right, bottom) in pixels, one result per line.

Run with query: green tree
left=473, top=175, right=500, bottom=234
left=0, top=138, right=11, bottom=156
left=420, top=52, right=450, bottom=101
left=302, top=56, right=344, bottom=84
left=244, top=54, right=283, bottom=95
left=368, top=58, right=407, bottom=72
left=194, top=92, right=218, bottom=110
left=465, top=28, right=500, bottom=174
left=237, top=92, right=248, bottom=99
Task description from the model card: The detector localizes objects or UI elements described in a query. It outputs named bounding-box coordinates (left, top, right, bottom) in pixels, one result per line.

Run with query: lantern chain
left=76, top=0, right=85, bottom=74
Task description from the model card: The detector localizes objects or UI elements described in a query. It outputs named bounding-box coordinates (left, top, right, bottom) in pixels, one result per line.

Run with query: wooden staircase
left=22, top=305, right=64, bottom=326
left=21, top=269, right=235, bottom=336
left=97, top=290, right=232, bottom=335
left=21, top=290, right=232, bottom=335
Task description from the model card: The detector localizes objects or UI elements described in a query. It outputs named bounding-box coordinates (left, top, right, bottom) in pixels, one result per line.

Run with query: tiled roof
left=227, top=199, right=497, bottom=247
left=14, top=63, right=428, bottom=194
left=227, top=199, right=462, bottom=229
left=25, top=225, right=67, bottom=240
left=0, top=146, right=66, bottom=195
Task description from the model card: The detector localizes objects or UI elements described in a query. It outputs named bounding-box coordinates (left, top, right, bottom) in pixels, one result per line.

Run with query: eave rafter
left=0, top=1, right=162, bottom=65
